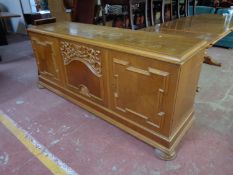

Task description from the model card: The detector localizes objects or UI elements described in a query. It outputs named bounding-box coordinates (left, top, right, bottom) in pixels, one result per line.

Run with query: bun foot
left=196, top=86, right=200, bottom=92
left=154, top=149, right=176, bottom=161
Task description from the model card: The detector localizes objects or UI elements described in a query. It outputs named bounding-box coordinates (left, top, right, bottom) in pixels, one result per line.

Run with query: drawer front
left=31, top=34, right=62, bottom=85
left=59, top=40, right=107, bottom=106
left=109, top=52, right=178, bottom=133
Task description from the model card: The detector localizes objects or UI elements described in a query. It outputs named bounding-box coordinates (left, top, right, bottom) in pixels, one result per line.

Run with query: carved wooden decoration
left=78, top=84, right=91, bottom=97
left=60, top=41, right=102, bottom=77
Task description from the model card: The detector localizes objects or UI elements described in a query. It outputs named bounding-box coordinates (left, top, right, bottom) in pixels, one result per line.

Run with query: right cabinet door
left=109, top=52, right=178, bottom=133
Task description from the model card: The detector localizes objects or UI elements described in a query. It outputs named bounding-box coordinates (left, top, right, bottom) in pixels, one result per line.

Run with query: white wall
left=21, top=0, right=32, bottom=13
left=29, top=0, right=36, bottom=12
left=0, top=0, right=31, bottom=34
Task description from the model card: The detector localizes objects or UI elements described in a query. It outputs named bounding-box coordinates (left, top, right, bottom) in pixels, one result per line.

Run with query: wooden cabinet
left=28, top=22, right=207, bottom=160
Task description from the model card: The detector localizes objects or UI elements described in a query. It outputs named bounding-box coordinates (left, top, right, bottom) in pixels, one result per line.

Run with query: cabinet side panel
left=171, top=51, right=204, bottom=137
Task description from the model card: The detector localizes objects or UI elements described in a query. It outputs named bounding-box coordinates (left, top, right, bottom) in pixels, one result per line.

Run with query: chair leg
left=161, top=0, right=165, bottom=23
left=151, top=0, right=155, bottom=26
left=129, top=3, right=134, bottom=29
left=177, top=0, right=180, bottom=18
left=162, top=1, right=172, bottom=22
left=185, top=0, right=189, bottom=16
left=129, top=0, right=148, bottom=29
left=102, top=5, right=106, bottom=25
left=145, top=0, right=148, bottom=27
left=170, top=1, right=173, bottom=21
left=188, top=0, right=194, bottom=16
left=193, top=0, right=195, bottom=15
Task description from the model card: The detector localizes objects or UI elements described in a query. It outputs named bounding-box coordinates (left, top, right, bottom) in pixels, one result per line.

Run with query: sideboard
left=28, top=22, right=207, bottom=160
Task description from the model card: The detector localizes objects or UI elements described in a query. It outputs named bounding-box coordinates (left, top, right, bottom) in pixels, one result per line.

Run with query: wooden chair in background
left=151, top=0, right=179, bottom=25
left=101, top=0, right=148, bottom=30
left=187, top=0, right=196, bottom=16
left=101, top=0, right=130, bottom=28
left=174, top=0, right=195, bottom=18
left=151, top=0, right=165, bottom=25
left=150, top=0, right=196, bottom=26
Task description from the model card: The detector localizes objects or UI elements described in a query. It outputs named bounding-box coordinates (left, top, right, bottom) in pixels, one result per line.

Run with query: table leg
left=0, top=19, right=8, bottom=46
left=204, top=55, right=222, bottom=67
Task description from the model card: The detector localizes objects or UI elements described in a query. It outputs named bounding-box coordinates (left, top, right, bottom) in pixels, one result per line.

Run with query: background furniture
left=101, top=0, right=129, bottom=28
left=187, top=0, right=196, bottom=16
left=0, top=12, right=20, bottom=45
left=24, top=13, right=42, bottom=25
left=151, top=0, right=173, bottom=25
left=71, top=0, right=99, bottom=24
left=143, top=14, right=233, bottom=66
left=196, top=0, right=233, bottom=7
left=24, top=10, right=51, bottom=26
left=214, top=8, right=233, bottom=48
left=215, top=32, right=233, bottom=49
left=47, top=0, right=71, bottom=21
left=33, top=17, right=56, bottom=25
left=186, top=4, right=233, bottom=49
left=0, top=12, right=20, bottom=62
left=196, top=0, right=214, bottom=6
left=219, top=1, right=233, bottom=7
left=63, top=0, right=74, bottom=10
left=47, top=0, right=101, bottom=24
left=150, top=0, right=195, bottom=25
left=151, top=0, right=162, bottom=25
left=188, top=5, right=215, bottom=15
left=101, top=0, right=148, bottom=29
left=178, top=0, right=188, bottom=17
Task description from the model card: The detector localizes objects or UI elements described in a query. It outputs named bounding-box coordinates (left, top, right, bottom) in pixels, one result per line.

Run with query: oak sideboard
left=28, top=22, right=207, bottom=160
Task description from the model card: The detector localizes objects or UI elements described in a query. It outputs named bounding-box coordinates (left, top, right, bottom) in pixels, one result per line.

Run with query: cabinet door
left=31, top=34, right=61, bottom=85
left=109, top=52, right=176, bottom=133
left=59, top=40, right=107, bottom=106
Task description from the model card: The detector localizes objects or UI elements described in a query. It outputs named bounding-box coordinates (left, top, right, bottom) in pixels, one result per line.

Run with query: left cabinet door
left=30, top=34, right=62, bottom=85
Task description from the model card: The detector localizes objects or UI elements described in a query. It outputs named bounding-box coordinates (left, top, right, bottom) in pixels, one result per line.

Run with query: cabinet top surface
left=28, top=21, right=207, bottom=64
left=144, top=14, right=233, bottom=44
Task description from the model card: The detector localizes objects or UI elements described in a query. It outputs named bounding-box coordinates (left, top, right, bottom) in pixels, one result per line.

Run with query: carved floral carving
left=60, top=41, right=101, bottom=77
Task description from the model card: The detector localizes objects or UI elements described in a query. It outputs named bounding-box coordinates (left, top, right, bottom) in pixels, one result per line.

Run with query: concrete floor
left=0, top=35, right=233, bottom=175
